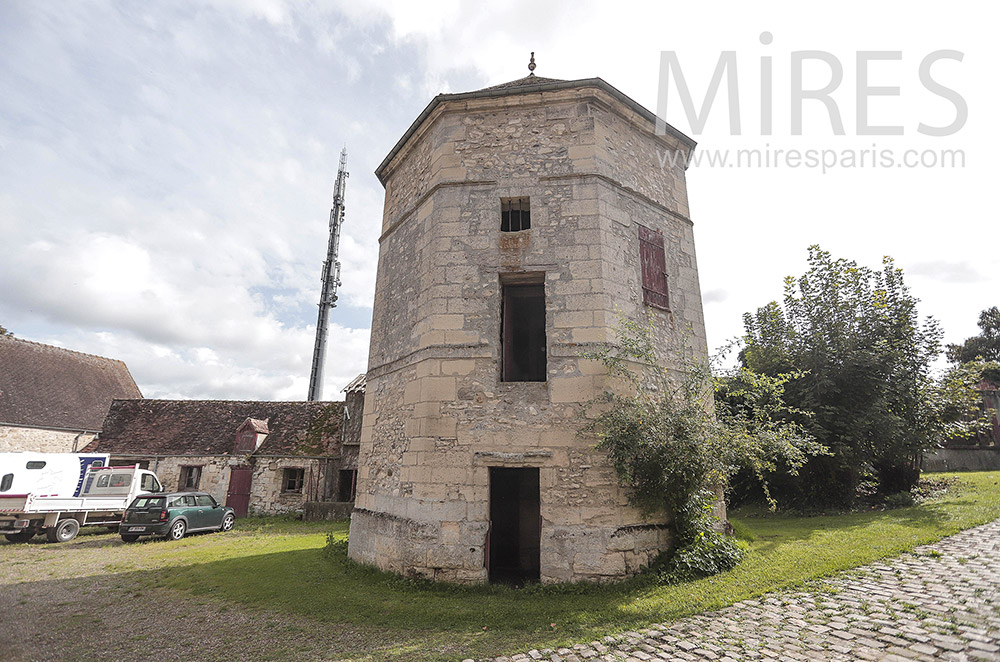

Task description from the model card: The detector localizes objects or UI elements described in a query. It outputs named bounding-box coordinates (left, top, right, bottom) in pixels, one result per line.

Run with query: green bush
left=883, top=491, right=916, bottom=509
left=665, top=531, right=748, bottom=581
left=584, top=314, right=822, bottom=577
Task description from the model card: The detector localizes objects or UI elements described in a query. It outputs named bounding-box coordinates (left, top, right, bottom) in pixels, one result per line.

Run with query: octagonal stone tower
left=348, top=69, right=707, bottom=583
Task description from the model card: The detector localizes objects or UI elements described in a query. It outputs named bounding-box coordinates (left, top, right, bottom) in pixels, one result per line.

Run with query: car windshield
left=130, top=496, right=165, bottom=509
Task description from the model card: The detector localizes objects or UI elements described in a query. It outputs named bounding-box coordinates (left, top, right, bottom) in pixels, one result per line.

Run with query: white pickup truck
left=0, top=452, right=163, bottom=543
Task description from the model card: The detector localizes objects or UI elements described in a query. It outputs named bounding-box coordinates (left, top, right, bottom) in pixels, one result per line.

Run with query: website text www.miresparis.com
left=656, top=144, right=966, bottom=174
left=653, top=34, right=968, bottom=174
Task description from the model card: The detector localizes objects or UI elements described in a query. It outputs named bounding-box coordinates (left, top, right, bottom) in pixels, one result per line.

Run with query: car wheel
left=219, top=513, right=235, bottom=532
left=46, top=519, right=80, bottom=543
left=168, top=519, right=186, bottom=541
left=5, top=530, right=33, bottom=543
left=120, top=534, right=140, bottom=543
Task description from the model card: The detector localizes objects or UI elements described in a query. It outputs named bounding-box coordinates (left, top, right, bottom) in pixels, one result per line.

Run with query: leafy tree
left=741, top=246, right=942, bottom=505
left=0, top=323, right=11, bottom=337
left=932, top=358, right=1000, bottom=445
left=946, top=307, right=1000, bottom=382
left=583, top=314, right=820, bottom=577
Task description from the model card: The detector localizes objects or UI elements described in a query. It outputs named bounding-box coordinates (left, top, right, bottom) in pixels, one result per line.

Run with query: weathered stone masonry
left=348, top=75, right=707, bottom=583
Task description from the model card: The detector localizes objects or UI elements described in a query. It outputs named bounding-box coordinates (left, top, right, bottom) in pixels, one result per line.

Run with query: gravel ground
left=0, top=529, right=382, bottom=662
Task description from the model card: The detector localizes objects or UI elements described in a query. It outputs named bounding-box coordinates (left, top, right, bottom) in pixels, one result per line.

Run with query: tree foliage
left=0, top=323, right=11, bottom=337
left=932, top=358, right=1000, bottom=444
left=740, top=246, right=942, bottom=504
left=946, top=307, right=1000, bottom=382
left=583, top=314, right=821, bottom=576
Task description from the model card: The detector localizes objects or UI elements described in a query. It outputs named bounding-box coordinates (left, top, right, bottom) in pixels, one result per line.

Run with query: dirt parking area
left=0, top=527, right=373, bottom=662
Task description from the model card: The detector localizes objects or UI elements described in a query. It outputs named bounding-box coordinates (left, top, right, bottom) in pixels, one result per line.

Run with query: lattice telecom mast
left=307, top=147, right=348, bottom=401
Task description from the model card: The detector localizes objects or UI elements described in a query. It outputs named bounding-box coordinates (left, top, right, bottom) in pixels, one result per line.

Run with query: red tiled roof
left=86, top=399, right=344, bottom=457
left=0, top=336, right=142, bottom=431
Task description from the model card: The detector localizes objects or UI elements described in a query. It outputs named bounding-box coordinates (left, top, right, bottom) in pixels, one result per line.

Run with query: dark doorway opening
left=338, top=469, right=357, bottom=502
left=501, top=281, right=546, bottom=382
left=488, top=467, right=540, bottom=585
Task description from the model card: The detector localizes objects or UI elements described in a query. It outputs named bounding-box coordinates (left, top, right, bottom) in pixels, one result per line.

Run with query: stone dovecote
left=348, top=72, right=708, bottom=583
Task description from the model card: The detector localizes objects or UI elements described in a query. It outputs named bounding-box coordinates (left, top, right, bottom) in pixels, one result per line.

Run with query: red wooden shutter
left=639, top=225, right=669, bottom=309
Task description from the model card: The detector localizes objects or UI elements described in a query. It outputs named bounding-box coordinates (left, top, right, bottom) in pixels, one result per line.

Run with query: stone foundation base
left=347, top=506, right=670, bottom=584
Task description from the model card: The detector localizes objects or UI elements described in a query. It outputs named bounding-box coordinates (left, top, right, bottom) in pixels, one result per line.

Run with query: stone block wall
left=0, top=426, right=95, bottom=453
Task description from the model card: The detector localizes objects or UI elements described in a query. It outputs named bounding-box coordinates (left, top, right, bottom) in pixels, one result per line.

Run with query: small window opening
left=338, top=469, right=357, bottom=502
left=501, top=277, right=546, bottom=382
left=26, top=461, right=46, bottom=470
left=97, top=474, right=110, bottom=488
left=501, top=197, right=531, bottom=232
left=180, top=466, right=202, bottom=491
left=1, top=474, right=12, bottom=491
left=282, top=468, right=305, bottom=493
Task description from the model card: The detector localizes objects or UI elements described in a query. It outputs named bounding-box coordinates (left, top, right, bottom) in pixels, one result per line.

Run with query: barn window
left=179, top=466, right=202, bottom=490
left=500, top=274, right=546, bottom=382
left=282, top=468, right=305, bottom=493
left=234, top=428, right=256, bottom=454
left=639, top=225, right=670, bottom=310
left=501, top=197, right=531, bottom=232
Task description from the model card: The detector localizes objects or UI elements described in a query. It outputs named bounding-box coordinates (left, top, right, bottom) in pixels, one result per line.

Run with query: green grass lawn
left=150, top=471, right=1000, bottom=662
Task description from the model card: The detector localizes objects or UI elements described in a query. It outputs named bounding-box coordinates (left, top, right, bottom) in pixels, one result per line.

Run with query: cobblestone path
left=469, top=519, right=1000, bottom=662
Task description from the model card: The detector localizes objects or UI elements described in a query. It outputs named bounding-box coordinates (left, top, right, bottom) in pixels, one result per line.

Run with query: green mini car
left=120, top=492, right=235, bottom=542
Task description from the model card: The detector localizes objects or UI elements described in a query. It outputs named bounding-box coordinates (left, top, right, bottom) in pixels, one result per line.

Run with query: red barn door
left=226, top=466, right=252, bottom=517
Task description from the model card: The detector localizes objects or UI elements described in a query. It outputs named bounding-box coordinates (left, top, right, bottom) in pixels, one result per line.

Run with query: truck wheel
left=120, top=534, right=140, bottom=543
left=168, top=519, right=186, bottom=541
left=46, top=519, right=80, bottom=543
left=5, top=530, right=33, bottom=543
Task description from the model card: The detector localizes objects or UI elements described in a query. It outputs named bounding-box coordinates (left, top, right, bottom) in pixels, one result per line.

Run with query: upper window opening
left=501, top=198, right=531, bottom=232
left=26, top=461, right=46, bottom=470
left=501, top=276, right=547, bottom=382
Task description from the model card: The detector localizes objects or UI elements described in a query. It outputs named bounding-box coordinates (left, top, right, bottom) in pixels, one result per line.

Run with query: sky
left=1, top=1, right=995, bottom=400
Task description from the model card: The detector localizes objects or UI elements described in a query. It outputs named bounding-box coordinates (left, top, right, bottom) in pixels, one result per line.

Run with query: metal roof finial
left=528, top=51, right=536, bottom=76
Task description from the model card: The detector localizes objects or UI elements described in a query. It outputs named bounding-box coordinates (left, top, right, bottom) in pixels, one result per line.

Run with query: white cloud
left=908, top=260, right=984, bottom=284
